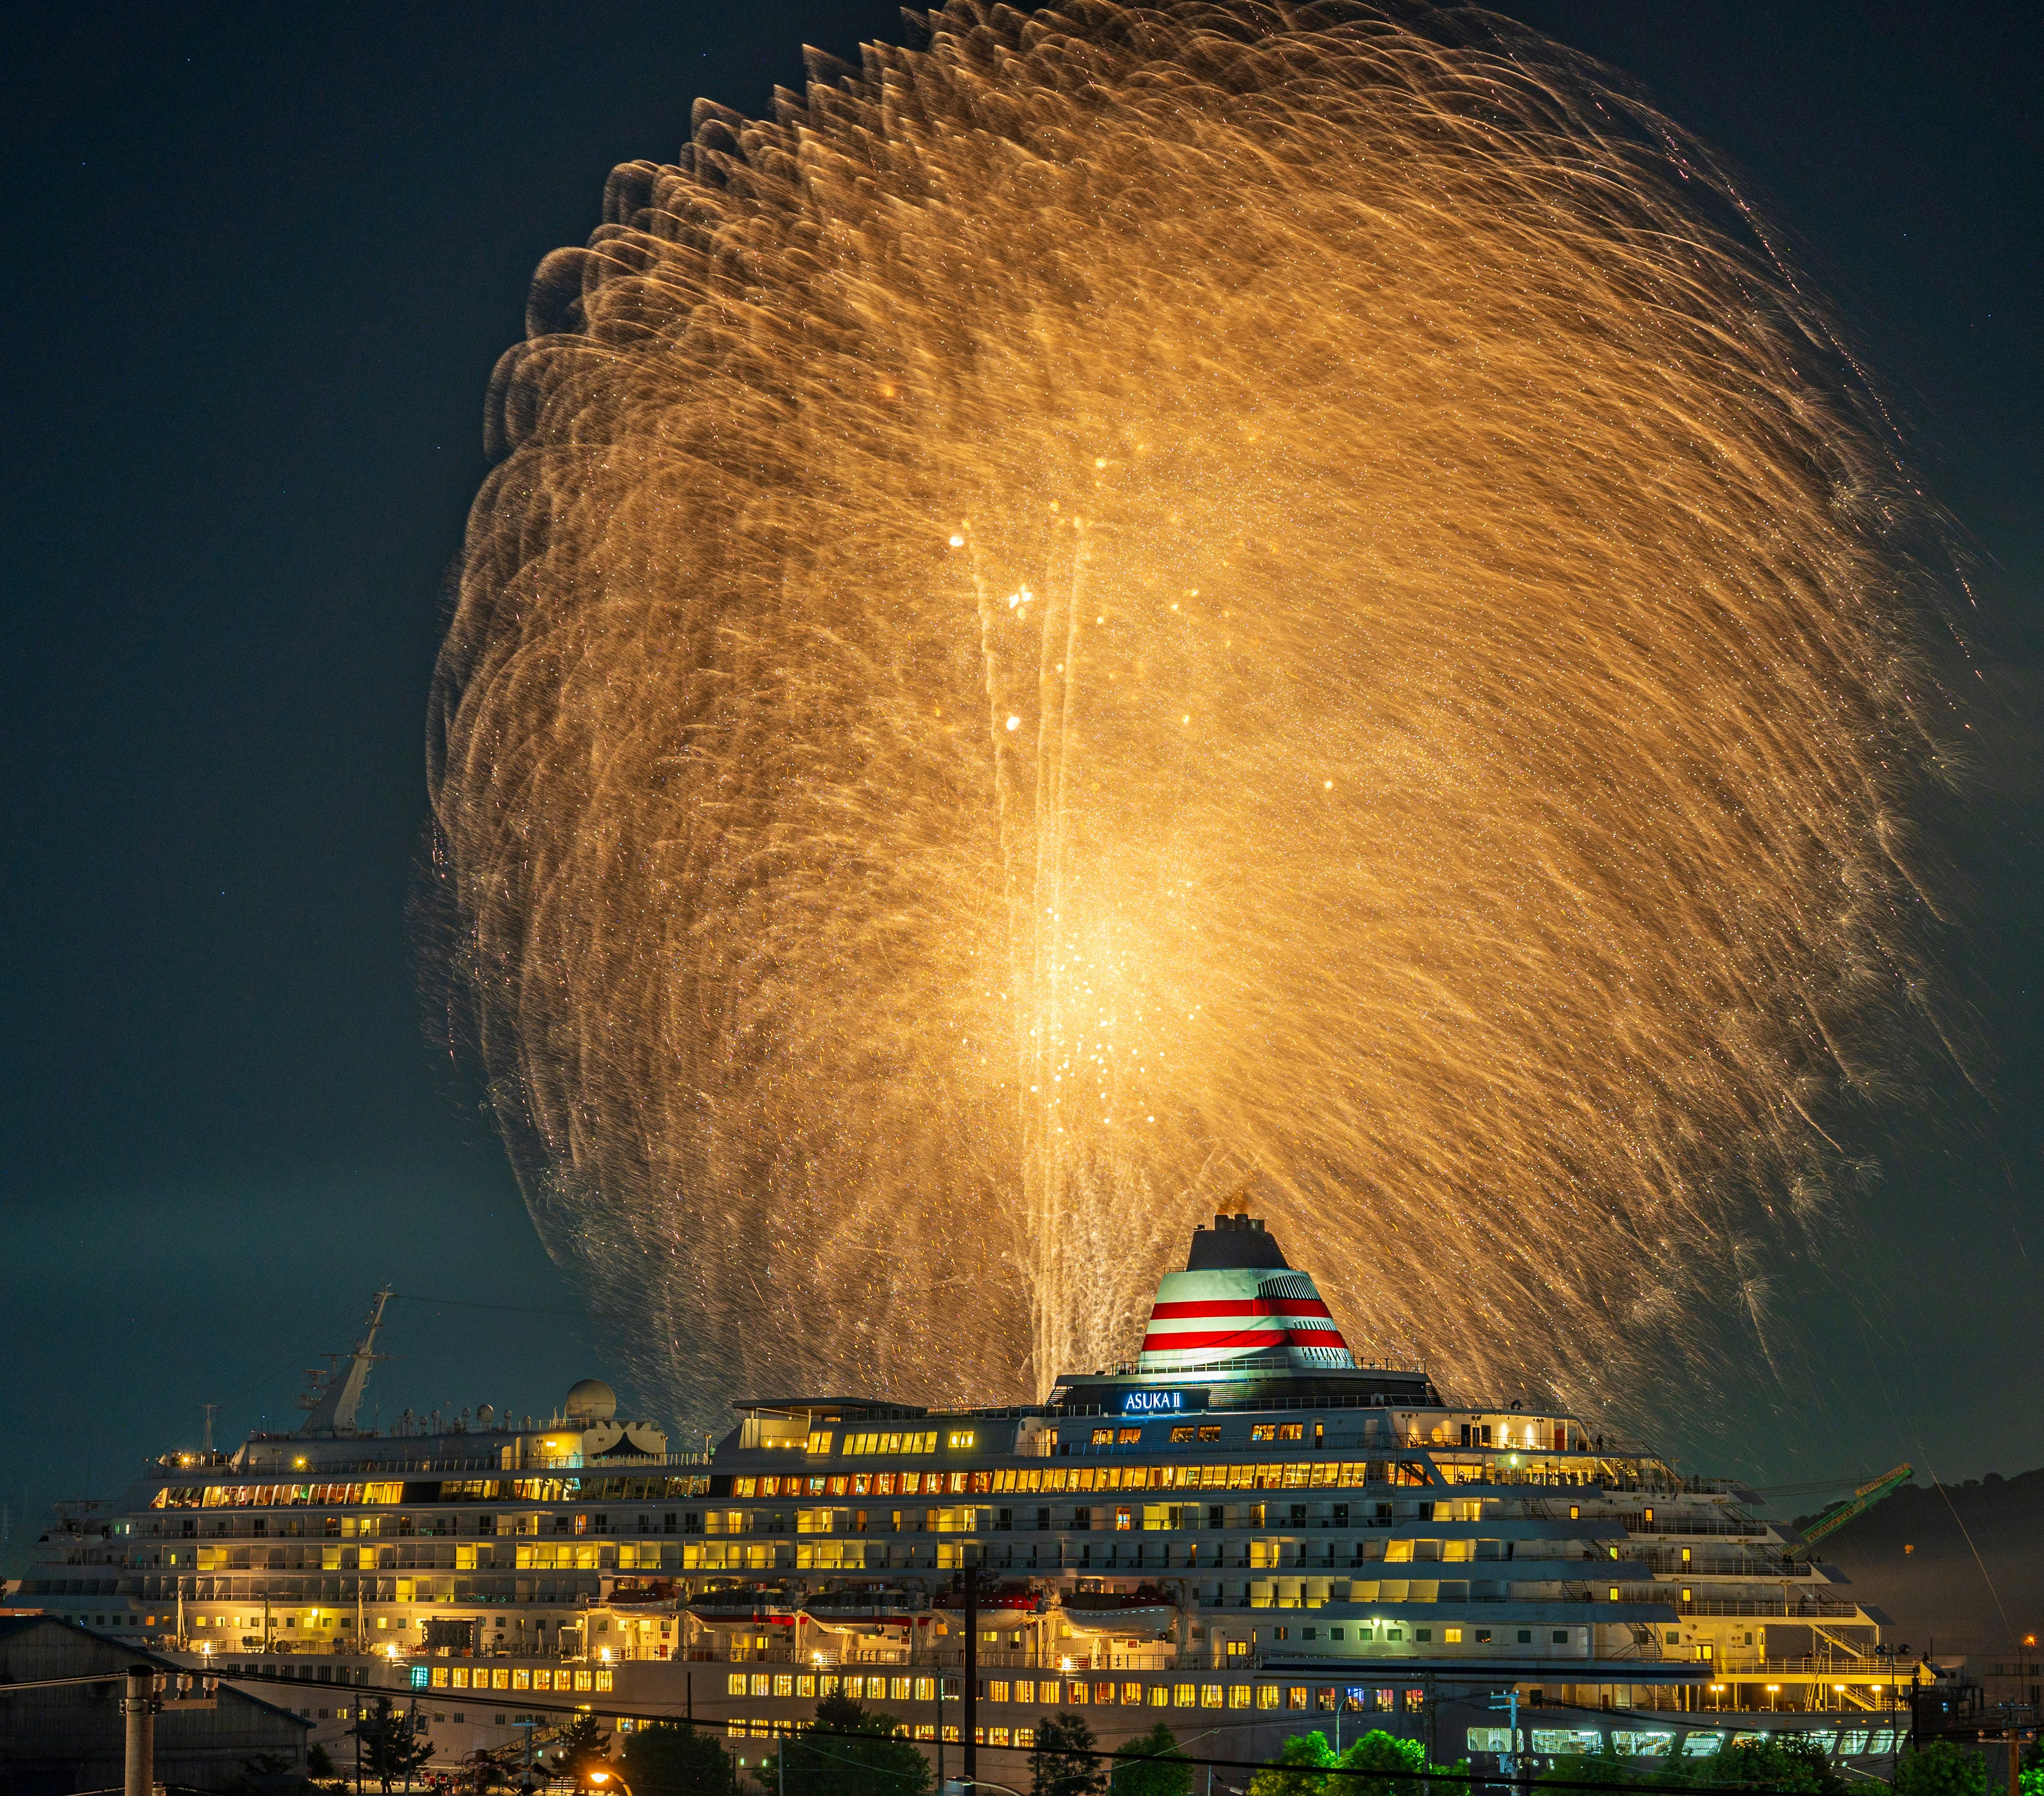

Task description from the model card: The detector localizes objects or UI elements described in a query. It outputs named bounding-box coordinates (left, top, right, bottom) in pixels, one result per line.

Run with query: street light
left=584, top=1770, right=636, bottom=1796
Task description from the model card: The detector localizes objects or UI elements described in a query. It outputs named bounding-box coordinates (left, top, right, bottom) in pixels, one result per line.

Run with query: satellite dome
left=564, top=1378, right=617, bottom=1422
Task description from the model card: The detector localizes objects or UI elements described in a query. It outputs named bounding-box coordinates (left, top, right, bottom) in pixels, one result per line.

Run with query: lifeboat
left=800, top=1587, right=927, bottom=1626
left=932, top=1580, right=1043, bottom=1614
left=605, top=1580, right=679, bottom=1612
left=685, top=1586, right=800, bottom=1626
left=1056, top=1585, right=1179, bottom=1637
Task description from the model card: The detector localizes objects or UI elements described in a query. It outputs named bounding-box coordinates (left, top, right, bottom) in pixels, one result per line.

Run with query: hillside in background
left=1797, top=1467, right=2044, bottom=1659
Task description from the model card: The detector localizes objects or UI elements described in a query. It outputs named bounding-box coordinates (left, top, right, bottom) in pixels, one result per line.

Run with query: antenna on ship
left=201, top=1403, right=218, bottom=1453
left=296, top=1287, right=393, bottom=1438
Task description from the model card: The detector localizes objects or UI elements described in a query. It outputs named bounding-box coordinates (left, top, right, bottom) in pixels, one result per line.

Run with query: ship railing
left=1519, top=1511, right=1768, bottom=1537
left=693, top=1645, right=921, bottom=1667
left=166, top=1453, right=715, bottom=1477
left=1677, top=1596, right=1867, bottom=1618
left=1624, top=1519, right=1773, bottom=1537
left=1639, top=1550, right=1808, bottom=1575
left=1603, top=1636, right=1669, bottom=1662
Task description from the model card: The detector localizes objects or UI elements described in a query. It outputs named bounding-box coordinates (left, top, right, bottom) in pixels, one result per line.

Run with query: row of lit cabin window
left=724, top=1671, right=1427, bottom=1711
left=418, top=1665, right=611, bottom=1692
left=730, top=1461, right=1443, bottom=1499
left=150, top=1476, right=712, bottom=1511
left=146, top=1461, right=1603, bottom=1514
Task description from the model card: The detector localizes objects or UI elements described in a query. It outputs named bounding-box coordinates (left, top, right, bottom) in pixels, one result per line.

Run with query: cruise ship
left=20, top=1220, right=1926, bottom=1782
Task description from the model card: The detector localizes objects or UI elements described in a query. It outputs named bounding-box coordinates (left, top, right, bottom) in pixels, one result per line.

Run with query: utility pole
left=123, top=1665, right=155, bottom=1796
left=963, top=1563, right=979, bottom=1788
left=1488, top=1687, right=1522, bottom=1796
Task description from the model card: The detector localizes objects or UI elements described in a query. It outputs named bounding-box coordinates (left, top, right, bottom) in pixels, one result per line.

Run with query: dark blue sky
left=2, top=2, right=2038, bottom=1571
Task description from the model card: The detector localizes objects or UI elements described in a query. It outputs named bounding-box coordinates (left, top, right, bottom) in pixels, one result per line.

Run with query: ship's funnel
left=1137, top=1215, right=1357, bottom=1375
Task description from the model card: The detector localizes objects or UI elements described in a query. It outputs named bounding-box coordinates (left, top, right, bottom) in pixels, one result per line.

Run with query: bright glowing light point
left=1005, top=715, right=1021, bottom=731
left=948, top=533, right=965, bottom=547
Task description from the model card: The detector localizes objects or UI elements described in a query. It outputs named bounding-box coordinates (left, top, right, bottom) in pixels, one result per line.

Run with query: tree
left=1248, top=1731, right=1337, bottom=1796
left=351, top=1696, right=438, bottom=1794
left=1894, top=1742, right=1990, bottom=1796
left=552, top=1711, right=615, bottom=1779
left=1033, top=1712, right=1107, bottom=1796
left=1537, top=1740, right=1638, bottom=1789
left=1108, top=1723, right=1192, bottom=1796
left=1337, top=1729, right=1427, bottom=1796
left=1678, top=1736, right=1844, bottom=1793
left=765, top=1691, right=932, bottom=1796
left=307, top=1744, right=337, bottom=1781
left=622, top=1720, right=736, bottom=1796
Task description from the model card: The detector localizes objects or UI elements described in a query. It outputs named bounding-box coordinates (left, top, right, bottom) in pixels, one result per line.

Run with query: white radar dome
left=564, top=1378, right=617, bottom=1422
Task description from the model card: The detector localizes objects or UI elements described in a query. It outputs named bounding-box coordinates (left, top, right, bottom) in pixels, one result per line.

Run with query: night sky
left=3, top=3, right=2038, bottom=1573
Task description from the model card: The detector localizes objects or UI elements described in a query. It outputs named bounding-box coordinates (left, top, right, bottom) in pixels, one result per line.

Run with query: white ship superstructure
left=22, top=1224, right=1920, bottom=1778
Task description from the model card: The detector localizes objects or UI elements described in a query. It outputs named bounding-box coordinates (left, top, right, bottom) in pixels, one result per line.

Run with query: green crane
left=1791, top=1462, right=1913, bottom=1558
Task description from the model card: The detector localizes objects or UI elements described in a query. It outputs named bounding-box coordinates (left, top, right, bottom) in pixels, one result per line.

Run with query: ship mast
left=298, top=1288, right=392, bottom=1436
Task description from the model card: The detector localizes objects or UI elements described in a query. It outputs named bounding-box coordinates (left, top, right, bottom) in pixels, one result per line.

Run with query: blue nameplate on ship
left=1118, top=1387, right=1208, bottom=1415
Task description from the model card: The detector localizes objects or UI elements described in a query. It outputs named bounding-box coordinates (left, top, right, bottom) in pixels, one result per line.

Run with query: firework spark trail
left=427, top=1, right=1958, bottom=1433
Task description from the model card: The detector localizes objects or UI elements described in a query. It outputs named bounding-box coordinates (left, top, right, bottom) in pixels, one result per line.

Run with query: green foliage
left=1108, top=1723, right=1192, bottom=1796
left=1033, top=1711, right=1107, bottom=1796
left=763, top=1691, right=932, bottom=1796
left=1538, top=1735, right=1848, bottom=1794
left=1250, top=1728, right=1459, bottom=1796
left=623, top=1720, right=737, bottom=1796
left=349, top=1695, right=437, bottom=1793
left=306, top=1744, right=337, bottom=1781
left=1704, top=1736, right=1845, bottom=1792
left=1338, top=1729, right=1428, bottom=1796
left=1894, top=1742, right=1990, bottom=1796
left=1538, top=1740, right=1638, bottom=1788
left=1248, top=1731, right=1337, bottom=1796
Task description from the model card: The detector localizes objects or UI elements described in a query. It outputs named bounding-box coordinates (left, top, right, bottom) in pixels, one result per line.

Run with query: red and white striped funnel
left=1138, top=1214, right=1357, bottom=1374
